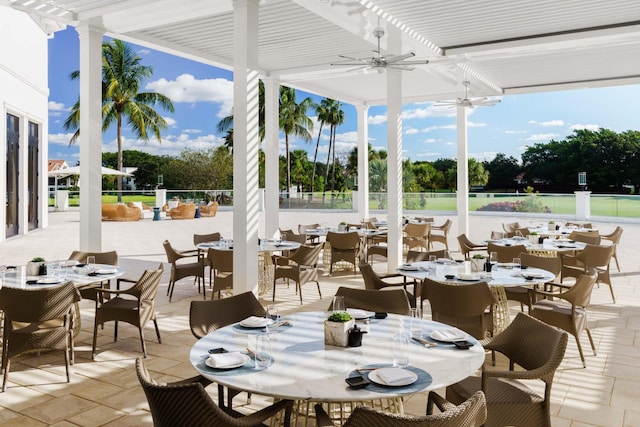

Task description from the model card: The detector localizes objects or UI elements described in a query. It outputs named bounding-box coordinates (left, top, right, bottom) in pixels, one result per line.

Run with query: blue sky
left=48, top=27, right=640, bottom=166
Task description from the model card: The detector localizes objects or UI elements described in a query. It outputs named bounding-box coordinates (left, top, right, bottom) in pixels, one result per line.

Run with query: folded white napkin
left=346, top=308, right=369, bottom=319
left=207, top=352, right=246, bottom=368
left=400, top=263, right=418, bottom=271
left=241, top=316, right=269, bottom=327
left=430, top=328, right=467, bottom=341
left=457, top=273, right=480, bottom=281
left=95, top=267, right=118, bottom=274
left=376, top=368, right=415, bottom=385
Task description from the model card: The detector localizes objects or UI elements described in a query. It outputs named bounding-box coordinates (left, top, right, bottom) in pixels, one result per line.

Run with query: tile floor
left=0, top=209, right=638, bottom=426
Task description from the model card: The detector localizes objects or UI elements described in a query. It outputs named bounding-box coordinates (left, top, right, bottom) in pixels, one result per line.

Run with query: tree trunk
left=323, top=126, right=333, bottom=195
left=310, top=122, right=323, bottom=199
left=285, top=133, right=291, bottom=203
left=117, top=114, right=123, bottom=203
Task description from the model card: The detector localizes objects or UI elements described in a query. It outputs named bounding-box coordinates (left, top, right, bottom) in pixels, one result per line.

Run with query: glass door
left=28, top=121, right=39, bottom=231
left=6, top=114, right=20, bottom=237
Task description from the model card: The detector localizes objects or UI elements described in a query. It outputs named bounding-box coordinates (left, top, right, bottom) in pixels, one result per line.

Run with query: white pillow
left=207, top=201, right=214, bottom=206
left=131, top=201, right=143, bottom=210
left=167, top=200, right=179, bottom=209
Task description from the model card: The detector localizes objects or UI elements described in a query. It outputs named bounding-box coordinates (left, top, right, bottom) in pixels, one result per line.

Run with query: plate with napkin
left=456, top=273, right=480, bottom=281
left=205, top=352, right=250, bottom=369
left=36, top=276, right=64, bottom=285
left=347, top=308, right=374, bottom=319
left=368, top=368, right=417, bottom=386
left=239, top=316, right=274, bottom=328
left=95, top=267, right=118, bottom=274
left=429, top=328, right=468, bottom=342
left=399, top=263, right=419, bottom=271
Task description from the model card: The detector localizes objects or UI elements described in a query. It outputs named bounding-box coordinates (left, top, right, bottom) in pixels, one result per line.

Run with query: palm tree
left=322, top=100, right=345, bottom=192
left=64, top=39, right=174, bottom=201
left=278, top=86, right=314, bottom=198
left=310, top=98, right=332, bottom=194
left=216, top=80, right=266, bottom=147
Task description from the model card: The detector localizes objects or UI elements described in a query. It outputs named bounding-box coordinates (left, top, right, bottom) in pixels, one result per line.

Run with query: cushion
left=167, top=200, right=180, bottom=209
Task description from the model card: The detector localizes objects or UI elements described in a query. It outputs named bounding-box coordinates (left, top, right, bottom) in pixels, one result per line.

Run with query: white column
left=356, top=104, right=369, bottom=221
left=456, top=104, right=469, bottom=236
left=264, top=77, right=280, bottom=238
left=575, top=191, right=591, bottom=220
left=77, top=24, right=104, bottom=252
left=232, top=0, right=260, bottom=294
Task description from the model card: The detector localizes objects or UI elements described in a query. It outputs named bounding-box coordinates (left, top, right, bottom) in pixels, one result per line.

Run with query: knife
left=412, top=336, right=437, bottom=347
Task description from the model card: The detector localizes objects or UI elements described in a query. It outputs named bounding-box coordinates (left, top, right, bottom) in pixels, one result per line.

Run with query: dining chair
left=92, top=264, right=164, bottom=359
left=193, top=232, right=221, bottom=279
left=272, top=243, right=323, bottom=304
left=486, top=242, right=527, bottom=263
left=422, top=279, right=496, bottom=342
left=446, top=313, right=568, bottom=427
left=601, top=226, right=623, bottom=271
left=206, top=248, right=233, bottom=300
left=429, top=219, right=452, bottom=251
left=568, top=230, right=601, bottom=246
left=326, top=231, right=362, bottom=275
left=502, top=222, right=520, bottom=234
left=0, top=282, right=81, bottom=391
left=490, top=231, right=507, bottom=240
left=68, top=250, right=118, bottom=298
left=315, top=390, right=486, bottom=427
left=403, top=222, right=430, bottom=252
left=406, top=249, right=446, bottom=263
left=559, top=244, right=616, bottom=302
left=189, top=293, right=266, bottom=410
left=136, top=357, right=293, bottom=427
left=457, top=233, right=487, bottom=260
left=358, top=262, right=416, bottom=308
left=529, top=270, right=598, bottom=367
left=504, top=252, right=562, bottom=311
left=298, top=223, right=322, bottom=243
left=565, top=221, right=592, bottom=229
left=330, top=286, right=412, bottom=315
left=163, top=239, right=205, bottom=301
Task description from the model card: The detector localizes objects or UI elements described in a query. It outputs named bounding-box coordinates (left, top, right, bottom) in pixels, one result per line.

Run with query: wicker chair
left=315, top=391, right=486, bottom=427
left=272, top=243, right=323, bottom=304
left=486, top=242, right=527, bottom=263
left=446, top=313, right=568, bottom=427
left=206, top=248, right=233, bottom=300
left=193, top=232, right=222, bottom=275
left=559, top=244, right=616, bottom=302
left=530, top=270, right=598, bottom=367
left=502, top=222, right=519, bottom=234
left=189, top=293, right=266, bottom=410
left=359, top=262, right=416, bottom=308
left=136, top=357, right=292, bottom=427
left=326, top=231, right=362, bottom=275
left=403, top=222, right=430, bottom=252
left=68, top=250, right=119, bottom=299
left=168, top=202, right=196, bottom=219
left=0, top=282, right=81, bottom=392
left=199, top=200, right=219, bottom=217
left=504, top=252, right=562, bottom=311
left=163, top=239, right=205, bottom=301
left=92, top=264, right=164, bottom=359
left=406, top=249, right=446, bottom=263
left=429, top=219, right=452, bottom=251
left=422, top=279, right=496, bottom=342
left=601, top=226, right=623, bottom=271
left=457, top=234, right=488, bottom=260
left=298, top=223, right=321, bottom=243
left=329, top=286, right=412, bottom=316
left=568, top=230, right=601, bottom=245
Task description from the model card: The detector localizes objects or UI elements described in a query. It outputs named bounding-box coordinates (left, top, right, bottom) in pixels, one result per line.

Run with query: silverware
left=262, top=320, right=290, bottom=331
left=412, top=336, right=437, bottom=347
left=246, top=347, right=265, bottom=362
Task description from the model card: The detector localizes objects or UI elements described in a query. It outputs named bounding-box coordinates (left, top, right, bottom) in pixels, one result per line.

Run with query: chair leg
left=92, top=315, right=99, bottom=360
left=2, top=359, right=10, bottom=392
left=153, top=318, right=162, bottom=343
left=316, top=281, right=322, bottom=299
left=64, top=341, right=71, bottom=383
left=574, top=334, right=586, bottom=368
left=139, top=327, right=147, bottom=358
left=586, top=328, right=596, bottom=355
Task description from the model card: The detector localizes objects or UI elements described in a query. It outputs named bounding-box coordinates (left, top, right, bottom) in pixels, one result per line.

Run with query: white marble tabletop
left=196, top=240, right=302, bottom=252
left=487, top=237, right=586, bottom=252
left=189, top=311, right=484, bottom=402
left=0, top=263, right=124, bottom=289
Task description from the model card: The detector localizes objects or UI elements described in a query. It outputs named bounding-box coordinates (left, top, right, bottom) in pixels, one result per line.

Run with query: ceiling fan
left=331, top=25, right=428, bottom=72
left=435, top=80, right=501, bottom=108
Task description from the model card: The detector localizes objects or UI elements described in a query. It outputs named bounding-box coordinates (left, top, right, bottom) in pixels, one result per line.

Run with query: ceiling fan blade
left=471, top=98, right=501, bottom=106
left=386, top=51, right=415, bottom=63
left=338, top=54, right=365, bottom=61
left=387, top=64, right=415, bottom=71
left=394, top=59, right=429, bottom=65
left=331, top=60, right=370, bottom=66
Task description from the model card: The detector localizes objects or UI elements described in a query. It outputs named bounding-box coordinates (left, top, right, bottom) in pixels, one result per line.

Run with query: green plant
left=530, top=231, right=538, bottom=235
left=31, top=257, right=45, bottom=262
left=548, top=220, right=555, bottom=224
left=472, top=254, right=485, bottom=259
left=328, top=311, right=352, bottom=322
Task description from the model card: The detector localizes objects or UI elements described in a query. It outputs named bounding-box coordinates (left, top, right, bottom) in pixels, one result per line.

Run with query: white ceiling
left=5, top=0, right=640, bottom=106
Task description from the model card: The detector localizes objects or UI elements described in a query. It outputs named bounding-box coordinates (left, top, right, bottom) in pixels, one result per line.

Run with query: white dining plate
left=59, top=260, right=79, bottom=267
left=205, top=353, right=250, bottom=370
left=368, top=368, right=418, bottom=387
left=95, top=267, right=118, bottom=274
left=430, top=329, right=468, bottom=342
left=399, top=264, right=419, bottom=271
left=239, top=317, right=274, bottom=328
left=346, top=308, right=374, bottom=319
left=522, top=272, right=545, bottom=279
left=456, top=273, right=480, bottom=281
left=36, top=277, right=64, bottom=284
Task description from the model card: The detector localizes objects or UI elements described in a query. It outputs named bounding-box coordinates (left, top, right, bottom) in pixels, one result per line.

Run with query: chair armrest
left=427, top=391, right=457, bottom=413
left=95, top=287, right=137, bottom=297
left=238, top=399, right=293, bottom=426
left=314, top=404, right=336, bottom=427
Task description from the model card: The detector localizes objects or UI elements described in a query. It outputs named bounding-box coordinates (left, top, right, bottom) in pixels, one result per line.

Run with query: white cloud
left=163, top=116, right=177, bottom=127
left=404, top=127, right=419, bottom=135
left=569, top=123, right=600, bottom=131
left=505, top=130, right=527, bottom=134
left=145, top=74, right=233, bottom=118
left=48, top=133, right=75, bottom=146
left=423, top=138, right=437, bottom=144
left=422, top=124, right=456, bottom=132
left=403, top=104, right=456, bottom=119
left=183, top=129, right=202, bottom=134
left=529, top=119, right=564, bottom=126
left=467, top=121, right=487, bottom=128
left=368, top=114, right=387, bottom=125
left=137, top=48, right=151, bottom=55
left=99, top=132, right=225, bottom=158
left=525, top=133, right=559, bottom=141
left=470, top=151, right=498, bottom=162
left=49, top=101, right=67, bottom=111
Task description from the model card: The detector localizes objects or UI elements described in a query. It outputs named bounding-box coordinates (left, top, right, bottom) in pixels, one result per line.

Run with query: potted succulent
left=529, top=231, right=539, bottom=244
left=338, top=221, right=347, bottom=232
left=324, top=311, right=354, bottom=347
left=470, top=254, right=486, bottom=272
left=27, top=257, right=47, bottom=276
left=547, top=221, right=555, bottom=231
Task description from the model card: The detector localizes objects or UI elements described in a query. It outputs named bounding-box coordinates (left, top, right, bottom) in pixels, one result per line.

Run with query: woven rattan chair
left=446, top=313, right=568, bottom=427
left=568, top=230, right=601, bottom=245
left=136, top=357, right=292, bottom=427
left=457, top=234, right=488, bottom=260
left=193, top=232, right=221, bottom=275
left=189, top=293, right=265, bottom=410
left=0, top=282, right=81, bottom=392
left=299, top=223, right=321, bottom=243
left=406, top=249, right=446, bottom=263
left=163, top=239, right=205, bottom=301
left=560, top=244, right=616, bottom=302
left=486, top=242, right=527, bottom=263
left=272, top=243, right=323, bottom=304
left=92, top=264, right=164, bottom=359
left=206, top=248, right=233, bottom=299
left=601, top=226, right=623, bottom=271
left=403, top=222, right=430, bottom=252
left=502, top=222, right=520, bottom=234
left=422, top=279, right=496, bottom=342
left=68, top=250, right=118, bottom=298
left=504, top=252, right=562, bottom=311
left=326, top=231, right=362, bottom=275
left=330, top=286, right=412, bottom=316
left=315, top=391, right=486, bottom=427
left=429, top=219, right=452, bottom=251
left=530, top=270, right=598, bottom=367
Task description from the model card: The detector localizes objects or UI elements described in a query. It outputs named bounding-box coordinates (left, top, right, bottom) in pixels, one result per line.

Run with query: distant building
left=48, top=160, right=76, bottom=196
left=122, top=167, right=138, bottom=190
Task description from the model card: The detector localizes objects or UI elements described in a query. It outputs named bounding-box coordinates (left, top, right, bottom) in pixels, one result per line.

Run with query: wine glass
left=332, top=295, right=345, bottom=312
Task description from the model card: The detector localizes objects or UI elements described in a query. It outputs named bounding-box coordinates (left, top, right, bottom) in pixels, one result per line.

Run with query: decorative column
left=456, top=104, right=469, bottom=236
left=76, top=24, right=104, bottom=252
left=232, top=0, right=260, bottom=294
left=264, top=77, right=280, bottom=238
left=356, top=104, right=369, bottom=221
left=575, top=191, right=591, bottom=220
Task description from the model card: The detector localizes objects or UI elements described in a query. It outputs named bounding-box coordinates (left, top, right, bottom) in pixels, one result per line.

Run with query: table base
left=491, top=286, right=510, bottom=336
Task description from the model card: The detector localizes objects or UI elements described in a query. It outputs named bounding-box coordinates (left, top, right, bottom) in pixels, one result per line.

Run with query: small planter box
left=324, top=319, right=355, bottom=347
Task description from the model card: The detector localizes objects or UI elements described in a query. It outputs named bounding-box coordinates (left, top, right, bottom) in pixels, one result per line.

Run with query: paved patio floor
left=0, top=209, right=638, bottom=426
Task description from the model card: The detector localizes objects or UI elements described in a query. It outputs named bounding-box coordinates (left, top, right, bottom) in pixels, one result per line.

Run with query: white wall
left=0, top=7, right=50, bottom=241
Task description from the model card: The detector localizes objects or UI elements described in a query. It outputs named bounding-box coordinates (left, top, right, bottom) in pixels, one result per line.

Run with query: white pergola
left=5, top=0, right=640, bottom=294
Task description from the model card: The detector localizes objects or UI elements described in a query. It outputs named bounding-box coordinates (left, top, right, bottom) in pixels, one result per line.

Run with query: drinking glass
left=86, top=256, right=96, bottom=270
left=332, top=295, right=345, bottom=312
left=265, top=304, right=279, bottom=333
left=253, top=332, right=271, bottom=370
left=489, top=252, right=498, bottom=265
left=392, top=330, right=410, bottom=368
left=512, top=257, right=521, bottom=273
left=409, top=308, right=423, bottom=338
